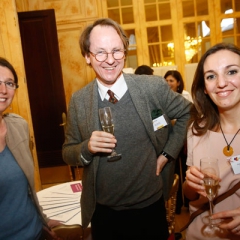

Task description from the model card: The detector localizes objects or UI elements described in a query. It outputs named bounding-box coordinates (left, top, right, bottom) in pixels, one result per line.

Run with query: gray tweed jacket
left=62, top=73, right=191, bottom=228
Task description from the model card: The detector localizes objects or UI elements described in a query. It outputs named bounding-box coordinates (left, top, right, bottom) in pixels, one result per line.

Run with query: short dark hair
left=0, top=57, right=18, bottom=86
left=164, top=70, right=184, bottom=94
left=134, top=65, right=154, bottom=75
left=79, top=18, right=129, bottom=57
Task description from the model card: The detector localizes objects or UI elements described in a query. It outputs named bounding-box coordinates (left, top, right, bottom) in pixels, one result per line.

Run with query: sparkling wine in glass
left=99, top=107, right=121, bottom=162
left=200, top=157, right=221, bottom=237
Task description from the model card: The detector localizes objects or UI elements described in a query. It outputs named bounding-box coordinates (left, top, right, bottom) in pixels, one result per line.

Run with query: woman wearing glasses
left=0, top=57, right=60, bottom=239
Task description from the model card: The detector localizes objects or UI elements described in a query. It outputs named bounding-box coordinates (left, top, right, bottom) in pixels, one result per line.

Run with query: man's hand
left=88, top=131, right=117, bottom=154
left=156, top=154, right=168, bottom=176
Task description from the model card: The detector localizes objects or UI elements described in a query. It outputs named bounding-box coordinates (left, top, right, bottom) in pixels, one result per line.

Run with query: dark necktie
left=107, top=89, right=118, bottom=104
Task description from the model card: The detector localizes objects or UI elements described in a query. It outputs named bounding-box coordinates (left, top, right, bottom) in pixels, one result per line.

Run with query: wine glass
left=200, top=157, right=221, bottom=237
left=99, top=107, right=122, bottom=162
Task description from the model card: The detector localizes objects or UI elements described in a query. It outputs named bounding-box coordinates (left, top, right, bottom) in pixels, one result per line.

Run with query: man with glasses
left=63, top=18, right=191, bottom=240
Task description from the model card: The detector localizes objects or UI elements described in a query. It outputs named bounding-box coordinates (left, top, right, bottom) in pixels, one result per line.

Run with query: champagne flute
left=99, top=107, right=122, bottom=162
left=200, top=157, right=221, bottom=236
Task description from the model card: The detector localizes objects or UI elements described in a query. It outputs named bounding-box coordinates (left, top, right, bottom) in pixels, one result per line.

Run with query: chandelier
left=167, top=35, right=202, bottom=62
left=184, top=36, right=202, bottom=62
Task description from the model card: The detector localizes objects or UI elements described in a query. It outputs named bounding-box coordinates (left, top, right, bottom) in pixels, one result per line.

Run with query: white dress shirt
left=97, top=73, right=128, bottom=101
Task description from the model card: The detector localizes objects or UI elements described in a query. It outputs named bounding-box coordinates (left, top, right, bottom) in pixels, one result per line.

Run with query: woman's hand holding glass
left=185, top=166, right=206, bottom=198
left=200, top=157, right=222, bottom=237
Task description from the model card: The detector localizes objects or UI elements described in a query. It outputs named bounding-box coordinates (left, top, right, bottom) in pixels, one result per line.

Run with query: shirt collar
left=97, top=73, right=128, bottom=101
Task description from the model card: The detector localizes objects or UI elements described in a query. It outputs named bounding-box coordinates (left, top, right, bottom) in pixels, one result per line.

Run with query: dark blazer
left=63, top=73, right=191, bottom=228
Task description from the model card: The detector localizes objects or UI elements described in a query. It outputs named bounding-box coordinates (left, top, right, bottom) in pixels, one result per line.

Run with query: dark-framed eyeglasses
left=0, top=81, right=19, bottom=90
left=89, top=50, right=125, bottom=62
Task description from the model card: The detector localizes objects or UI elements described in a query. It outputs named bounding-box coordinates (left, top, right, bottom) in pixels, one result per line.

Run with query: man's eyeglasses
left=89, top=50, right=125, bottom=62
left=0, top=81, right=19, bottom=90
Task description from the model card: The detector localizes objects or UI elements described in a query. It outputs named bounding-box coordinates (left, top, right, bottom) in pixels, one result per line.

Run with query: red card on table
left=70, top=183, right=83, bottom=192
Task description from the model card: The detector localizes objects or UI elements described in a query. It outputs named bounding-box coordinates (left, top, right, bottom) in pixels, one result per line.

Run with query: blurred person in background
left=164, top=69, right=193, bottom=214
left=164, top=70, right=193, bottom=102
left=134, top=64, right=154, bottom=75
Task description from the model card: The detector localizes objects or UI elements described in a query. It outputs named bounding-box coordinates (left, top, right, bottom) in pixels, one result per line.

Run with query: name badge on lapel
left=151, top=109, right=168, bottom=131
left=229, top=155, right=240, bottom=174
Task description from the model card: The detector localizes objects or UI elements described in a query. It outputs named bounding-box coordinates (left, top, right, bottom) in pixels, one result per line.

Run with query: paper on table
left=38, top=181, right=82, bottom=224
left=40, top=192, right=80, bottom=200
left=41, top=200, right=80, bottom=210
left=40, top=199, right=79, bottom=206
left=40, top=186, right=81, bottom=200
left=47, top=207, right=81, bottom=223
left=44, top=204, right=80, bottom=215
left=49, top=182, right=82, bottom=194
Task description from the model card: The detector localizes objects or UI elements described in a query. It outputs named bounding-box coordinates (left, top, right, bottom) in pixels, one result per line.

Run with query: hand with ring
left=211, top=207, right=240, bottom=235
left=234, top=226, right=240, bottom=233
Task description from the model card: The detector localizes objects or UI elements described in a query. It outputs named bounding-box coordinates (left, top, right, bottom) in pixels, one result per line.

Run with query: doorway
left=18, top=9, right=67, bottom=168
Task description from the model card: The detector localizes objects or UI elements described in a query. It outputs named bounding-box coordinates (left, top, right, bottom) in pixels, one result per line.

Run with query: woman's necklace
left=220, top=124, right=240, bottom=157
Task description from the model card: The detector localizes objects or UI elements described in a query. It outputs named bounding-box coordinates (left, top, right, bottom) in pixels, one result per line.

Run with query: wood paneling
left=16, top=0, right=103, bottom=105
left=0, top=0, right=42, bottom=191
